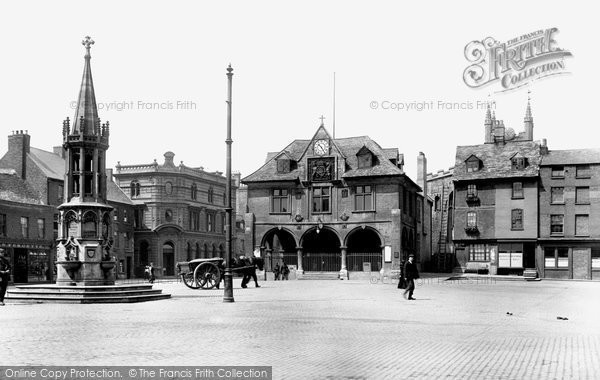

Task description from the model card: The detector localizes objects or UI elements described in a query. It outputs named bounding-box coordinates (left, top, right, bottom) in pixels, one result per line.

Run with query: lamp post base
left=223, top=270, right=234, bottom=303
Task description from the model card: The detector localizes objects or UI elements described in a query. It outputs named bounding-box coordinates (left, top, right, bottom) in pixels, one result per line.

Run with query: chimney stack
left=484, top=104, right=493, bottom=143
left=232, top=171, right=242, bottom=187
left=6, top=130, right=31, bottom=180
left=540, top=138, right=549, bottom=155
left=53, top=146, right=65, bottom=159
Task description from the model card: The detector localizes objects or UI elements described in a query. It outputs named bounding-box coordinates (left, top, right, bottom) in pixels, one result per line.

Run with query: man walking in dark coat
left=0, top=250, right=11, bottom=306
left=403, top=254, right=419, bottom=300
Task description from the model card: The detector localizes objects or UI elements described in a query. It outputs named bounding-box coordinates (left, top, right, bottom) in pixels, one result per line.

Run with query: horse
left=237, top=256, right=264, bottom=288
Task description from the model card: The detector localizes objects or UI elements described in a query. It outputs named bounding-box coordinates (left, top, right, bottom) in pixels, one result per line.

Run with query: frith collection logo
left=463, top=28, right=573, bottom=92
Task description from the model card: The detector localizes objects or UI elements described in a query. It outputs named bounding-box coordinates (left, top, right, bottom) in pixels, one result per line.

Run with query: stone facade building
left=538, top=148, right=600, bottom=280
left=241, top=124, right=430, bottom=279
left=113, top=152, right=235, bottom=277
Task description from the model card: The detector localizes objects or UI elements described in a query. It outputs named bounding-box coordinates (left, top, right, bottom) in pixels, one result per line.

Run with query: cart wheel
left=182, top=272, right=200, bottom=289
left=194, top=262, right=221, bottom=290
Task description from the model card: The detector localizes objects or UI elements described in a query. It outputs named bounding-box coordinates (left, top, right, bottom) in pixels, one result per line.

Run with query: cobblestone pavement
left=2, top=276, right=600, bottom=379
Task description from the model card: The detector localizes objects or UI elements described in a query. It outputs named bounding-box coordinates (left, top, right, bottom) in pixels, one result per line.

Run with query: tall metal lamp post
left=223, top=64, right=235, bottom=303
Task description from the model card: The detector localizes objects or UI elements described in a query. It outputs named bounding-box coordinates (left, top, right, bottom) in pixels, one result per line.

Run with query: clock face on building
left=314, top=139, right=329, bottom=156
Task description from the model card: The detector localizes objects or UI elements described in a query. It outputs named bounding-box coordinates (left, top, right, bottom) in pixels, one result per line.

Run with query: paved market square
left=2, top=277, right=600, bottom=380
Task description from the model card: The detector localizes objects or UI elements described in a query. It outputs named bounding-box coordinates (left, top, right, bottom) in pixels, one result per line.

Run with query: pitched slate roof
left=106, top=179, right=134, bottom=205
left=540, top=149, right=600, bottom=166
left=454, top=141, right=541, bottom=181
left=0, top=171, right=44, bottom=204
left=29, top=147, right=64, bottom=180
left=336, top=136, right=404, bottom=178
left=21, top=147, right=132, bottom=205
left=243, top=134, right=404, bottom=183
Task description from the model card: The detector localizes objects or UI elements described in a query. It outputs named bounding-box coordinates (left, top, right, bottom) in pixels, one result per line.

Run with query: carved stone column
left=296, top=246, right=304, bottom=273
left=339, top=246, right=348, bottom=280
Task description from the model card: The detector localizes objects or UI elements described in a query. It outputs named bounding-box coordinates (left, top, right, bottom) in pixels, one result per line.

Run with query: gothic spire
left=525, top=91, right=533, bottom=121
left=72, top=36, right=100, bottom=135
left=524, top=89, right=534, bottom=140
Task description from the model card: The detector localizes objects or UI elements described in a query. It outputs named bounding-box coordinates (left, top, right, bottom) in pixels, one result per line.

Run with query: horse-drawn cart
left=177, top=256, right=265, bottom=290
left=177, top=258, right=224, bottom=290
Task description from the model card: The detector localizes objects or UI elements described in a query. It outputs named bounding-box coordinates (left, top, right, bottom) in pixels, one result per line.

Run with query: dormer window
left=357, top=146, right=374, bottom=169
left=277, top=159, right=290, bottom=173
left=358, top=153, right=372, bottom=169
left=511, top=154, right=528, bottom=170
left=465, top=156, right=481, bottom=173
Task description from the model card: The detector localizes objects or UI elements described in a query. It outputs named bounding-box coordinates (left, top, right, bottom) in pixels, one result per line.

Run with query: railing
left=303, top=252, right=341, bottom=272
left=281, top=252, right=298, bottom=266
left=347, top=252, right=382, bottom=272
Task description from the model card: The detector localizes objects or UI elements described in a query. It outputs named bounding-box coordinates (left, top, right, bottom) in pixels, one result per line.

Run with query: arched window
left=64, top=211, right=78, bottom=237
left=130, top=180, right=140, bottom=197
left=82, top=211, right=97, bottom=238
left=208, top=187, right=214, bottom=203
left=207, top=213, right=214, bottom=232
left=191, top=184, right=197, bottom=200
left=165, top=209, right=173, bottom=223
left=434, top=195, right=440, bottom=211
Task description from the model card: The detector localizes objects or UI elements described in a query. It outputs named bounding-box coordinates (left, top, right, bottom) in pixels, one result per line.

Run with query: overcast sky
left=0, top=1, right=596, bottom=181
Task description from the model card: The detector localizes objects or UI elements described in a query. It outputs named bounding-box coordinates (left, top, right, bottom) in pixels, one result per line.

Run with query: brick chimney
left=232, top=171, right=242, bottom=187
left=105, top=168, right=114, bottom=182
left=6, top=130, right=31, bottom=180
left=540, top=138, right=549, bottom=155
left=53, top=146, right=65, bottom=159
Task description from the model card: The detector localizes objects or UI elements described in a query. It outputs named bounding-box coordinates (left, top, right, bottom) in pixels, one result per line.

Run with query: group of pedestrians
left=273, top=261, right=290, bottom=281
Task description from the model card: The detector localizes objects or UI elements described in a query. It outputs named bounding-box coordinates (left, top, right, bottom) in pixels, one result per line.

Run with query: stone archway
left=300, top=227, right=341, bottom=272
left=162, top=241, right=175, bottom=276
left=139, top=240, right=150, bottom=266
left=261, top=228, right=298, bottom=271
left=346, top=227, right=383, bottom=272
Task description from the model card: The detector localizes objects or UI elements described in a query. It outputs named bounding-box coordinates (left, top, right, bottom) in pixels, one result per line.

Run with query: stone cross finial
left=319, top=115, right=326, bottom=125
left=82, top=36, right=94, bottom=54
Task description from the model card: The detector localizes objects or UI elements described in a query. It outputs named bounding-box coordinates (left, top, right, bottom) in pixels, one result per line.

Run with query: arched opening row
left=261, top=226, right=384, bottom=273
